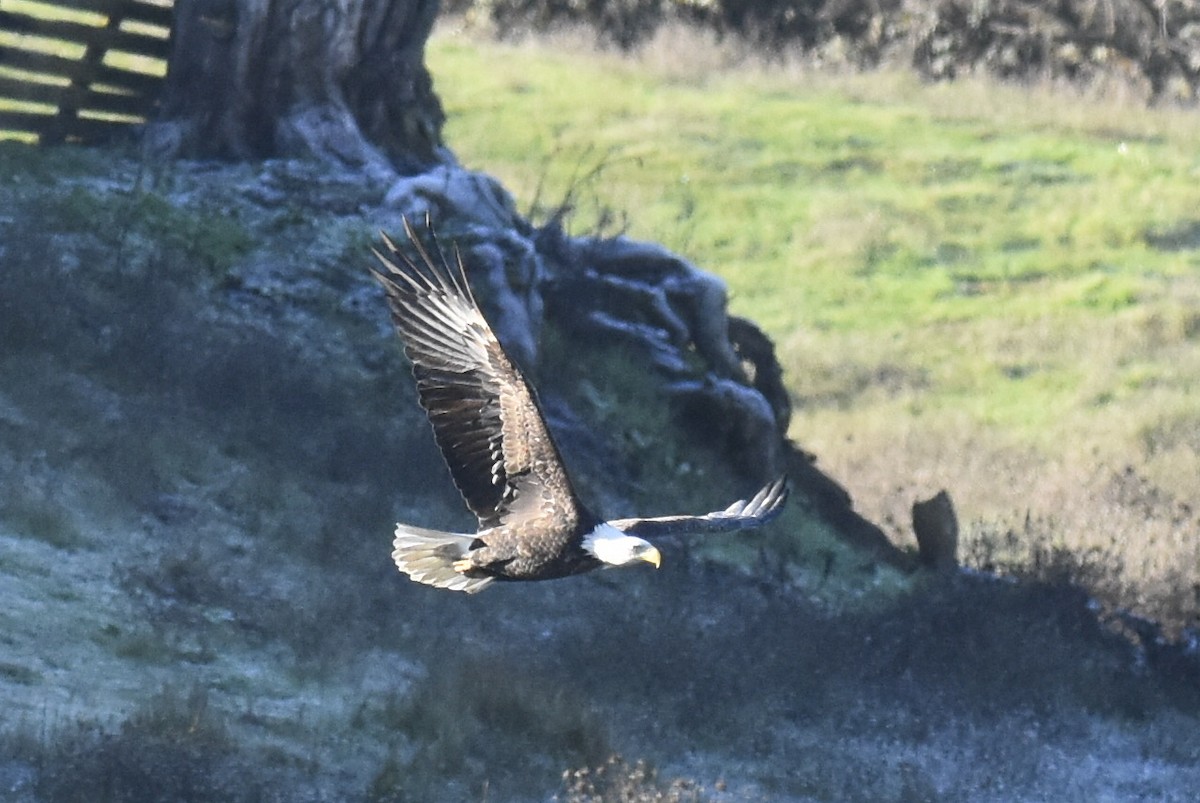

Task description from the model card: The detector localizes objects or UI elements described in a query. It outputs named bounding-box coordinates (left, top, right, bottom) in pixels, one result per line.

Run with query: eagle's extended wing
left=609, top=477, right=788, bottom=540
left=371, top=219, right=580, bottom=530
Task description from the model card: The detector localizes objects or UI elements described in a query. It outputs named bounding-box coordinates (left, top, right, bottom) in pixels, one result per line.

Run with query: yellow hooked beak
left=640, top=545, right=662, bottom=569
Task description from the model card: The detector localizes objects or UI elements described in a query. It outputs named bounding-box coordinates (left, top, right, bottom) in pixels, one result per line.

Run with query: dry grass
left=558, top=755, right=714, bottom=802
left=783, top=284, right=1200, bottom=629
left=794, top=407, right=1200, bottom=629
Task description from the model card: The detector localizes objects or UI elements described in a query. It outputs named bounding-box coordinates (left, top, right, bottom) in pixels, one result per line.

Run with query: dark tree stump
left=913, top=490, right=959, bottom=572
left=148, top=0, right=445, bottom=178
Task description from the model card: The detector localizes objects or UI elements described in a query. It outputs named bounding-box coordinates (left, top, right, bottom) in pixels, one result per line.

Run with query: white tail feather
left=392, top=524, right=494, bottom=594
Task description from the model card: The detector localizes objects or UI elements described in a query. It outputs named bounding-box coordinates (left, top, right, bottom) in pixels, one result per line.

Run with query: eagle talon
left=452, top=558, right=474, bottom=574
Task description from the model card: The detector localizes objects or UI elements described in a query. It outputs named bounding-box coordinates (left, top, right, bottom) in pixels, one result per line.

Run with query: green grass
left=428, top=25, right=1200, bottom=625
left=428, top=30, right=1200, bottom=434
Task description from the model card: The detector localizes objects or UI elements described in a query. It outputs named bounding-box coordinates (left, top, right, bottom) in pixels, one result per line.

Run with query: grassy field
left=428, top=24, right=1200, bottom=627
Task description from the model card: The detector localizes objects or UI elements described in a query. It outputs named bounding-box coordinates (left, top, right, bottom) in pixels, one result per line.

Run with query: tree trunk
left=147, top=0, right=444, bottom=179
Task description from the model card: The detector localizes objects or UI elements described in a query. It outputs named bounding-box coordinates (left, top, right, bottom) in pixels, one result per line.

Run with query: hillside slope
left=1, top=147, right=1198, bottom=801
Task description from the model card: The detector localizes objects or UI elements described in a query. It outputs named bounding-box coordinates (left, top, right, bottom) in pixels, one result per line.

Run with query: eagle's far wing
left=371, top=219, right=579, bottom=529
left=609, top=477, right=788, bottom=540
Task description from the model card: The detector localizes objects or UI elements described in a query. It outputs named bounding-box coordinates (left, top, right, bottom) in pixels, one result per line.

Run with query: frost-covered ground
left=1, top=148, right=1198, bottom=802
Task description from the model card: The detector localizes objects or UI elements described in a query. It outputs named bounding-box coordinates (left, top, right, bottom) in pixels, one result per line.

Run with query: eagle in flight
left=371, top=220, right=788, bottom=593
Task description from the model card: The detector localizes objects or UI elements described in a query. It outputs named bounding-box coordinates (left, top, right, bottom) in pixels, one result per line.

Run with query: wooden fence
left=0, top=0, right=172, bottom=144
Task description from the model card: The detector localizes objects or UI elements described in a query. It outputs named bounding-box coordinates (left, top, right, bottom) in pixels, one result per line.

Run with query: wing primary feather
left=609, top=476, right=789, bottom=540
left=401, top=217, right=476, bottom=306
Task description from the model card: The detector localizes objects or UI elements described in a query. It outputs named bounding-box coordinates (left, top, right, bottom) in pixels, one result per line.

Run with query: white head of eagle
left=583, top=523, right=661, bottom=569
left=373, top=219, right=788, bottom=594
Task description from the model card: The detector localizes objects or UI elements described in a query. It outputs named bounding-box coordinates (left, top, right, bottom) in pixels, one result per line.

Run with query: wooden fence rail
left=0, top=0, right=172, bottom=144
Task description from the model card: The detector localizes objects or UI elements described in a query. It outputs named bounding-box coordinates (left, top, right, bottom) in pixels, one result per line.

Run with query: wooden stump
left=912, top=490, right=959, bottom=572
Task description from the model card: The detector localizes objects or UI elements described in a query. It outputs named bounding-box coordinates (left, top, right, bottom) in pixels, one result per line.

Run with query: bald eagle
left=372, top=220, right=787, bottom=593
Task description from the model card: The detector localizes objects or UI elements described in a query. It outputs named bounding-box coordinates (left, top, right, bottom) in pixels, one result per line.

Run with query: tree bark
left=148, top=0, right=444, bottom=178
